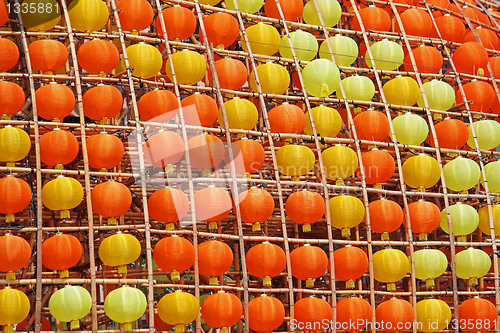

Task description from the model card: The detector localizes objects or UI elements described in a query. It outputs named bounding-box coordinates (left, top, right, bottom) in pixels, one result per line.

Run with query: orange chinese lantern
left=464, top=27, right=499, bottom=51
left=156, top=5, right=196, bottom=40
left=144, top=130, right=184, bottom=173
left=198, top=240, right=233, bottom=285
left=187, top=134, right=225, bottom=172
left=264, top=0, right=303, bottom=22
left=369, top=199, right=404, bottom=240
left=86, top=132, right=124, bottom=171
left=294, top=296, right=332, bottom=332
left=397, top=8, right=432, bottom=37
left=353, top=6, right=391, bottom=32
left=148, top=188, right=189, bottom=230
left=358, top=148, right=395, bottom=188
left=248, top=295, right=285, bottom=332
left=462, top=6, right=488, bottom=26
left=153, top=235, right=195, bottom=281
left=40, top=128, right=79, bottom=169
left=404, top=200, right=441, bottom=240
left=458, top=297, right=497, bottom=332
left=404, top=45, right=443, bottom=74
left=82, top=84, right=123, bottom=125
left=223, top=138, right=265, bottom=177
left=91, top=180, right=132, bottom=225
left=115, top=0, right=154, bottom=32
left=246, top=242, right=286, bottom=287
left=208, top=58, right=247, bottom=91
left=181, top=93, right=218, bottom=127
left=285, top=189, right=325, bottom=232
left=35, top=83, right=75, bottom=122
left=0, top=81, right=24, bottom=119
left=194, top=185, right=232, bottom=230
left=268, top=103, right=306, bottom=134
left=337, top=297, right=372, bottom=332
left=353, top=109, right=390, bottom=142
left=28, top=39, right=68, bottom=74
left=0, top=38, right=20, bottom=71
left=146, top=312, right=174, bottom=332
left=203, top=13, right=239, bottom=50
left=236, top=187, right=274, bottom=231
left=138, top=89, right=178, bottom=122
left=0, top=234, right=31, bottom=280
left=290, top=244, right=328, bottom=288
left=77, top=39, right=119, bottom=75
left=489, top=56, right=500, bottom=78
left=333, top=245, right=368, bottom=289
left=456, top=80, right=495, bottom=113
left=0, top=176, right=32, bottom=224
left=42, top=233, right=82, bottom=278
left=430, top=15, right=465, bottom=43
left=202, top=291, right=242, bottom=332
left=452, top=42, right=488, bottom=75
left=429, top=117, right=469, bottom=150
left=376, top=298, right=415, bottom=332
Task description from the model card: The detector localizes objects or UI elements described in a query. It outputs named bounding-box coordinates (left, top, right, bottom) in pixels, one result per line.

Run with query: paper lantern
left=413, top=248, right=448, bottom=287
left=35, top=83, right=75, bottom=122
left=158, top=291, right=199, bottom=333
left=383, top=76, right=420, bottom=107
left=458, top=297, right=497, bottom=332
left=404, top=45, right=443, bottom=74
left=187, top=134, right=225, bottom=171
left=0, top=234, right=31, bottom=280
left=126, top=43, right=162, bottom=78
left=224, top=138, right=265, bottom=176
left=0, top=288, right=30, bottom=333
left=279, top=30, right=318, bottom=62
left=443, top=156, right=480, bottom=192
left=28, top=39, right=67, bottom=73
left=322, top=145, right=358, bottom=184
left=459, top=80, right=495, bottom=113
left=146, top=311, right=174, bottom=332
left=165, top=50, right=206, bottom=85
left=225, top=0, right=263, bottom=13
left=294, top=297, right=333, bottom=332
left=416, top=299, right=451, bottom=333
left=249, top=62, right=290, bottom=95
left=285, top=189, right=325, bottom=232
left=203, top=13, right=239, bottom=50
left=430, top=14, right=465, bottom=43
left=153, top=235, right=195, bottom=280
left=353, top=6, right=391, bottom=31
left=452, top=42, right=488, bottom=75
left=198, top=240, right=233, bottom=285
left=144, top=130, right=184, bottom=173
left=248, top=295, right=284, bottom=332
left=369, top=198, right=403, bottom=240
left=77, top=39, right=119, bottom=75
left=42, top=233, right=82, bottom=278
left=404, top=200, right=441, bottom=240
left=376, top=298, right=415, bottom=332
left=338, top=75, right=375, bottom=102
left=462, top=6, right=488, bottom=26
left=392, top=112, right=429, bottom=145
left=337, top=297, right=372, bottom=332
left=366, top=39, right=404, bottom=71
left=489, top=55, right=500, bottom=78
left=482, top=161, right=500, bottom=193
left=440, top=202, right=479, bottom=242
left=276, top=144, right=315, bottom=180
left=237, top=187, right=274, bottom=231
left=329, top=195, right=365, bottom=237
left=429, top=118, right=469, bottom=150
left=68, top=0, right=109, bottom=32
left=83, top=84, right=123, bottom=124
left=402, top=154, right=441, bottom=191
left=304, top=105, right=342, bottom=138
left=219, top=97, right=258, bottom=130
left=456, top=248, right=491, bottom=286
left=201, top=291, right=242, bottom=331
left=116, top=0, right=153, bottom=32
left=319, top=34, right=358, bottom=66
left=246, top=242, right=286, bottom=287
left=265, top=0, right=303, bottom=22
left=148, top=188, right=189, bottom=230
left=181, top=93, right=218, bottom=127
left=99, top=232, right=142, bottom=273
left=0, top=81, right=24, bottom=119
left=290, top=244, right=328, bottom=288
left=268, top=103, right=305, bottom=134
left=467, top=120, right=500, bottom=150
left=86, top=132, right=124, bottom=171
left=417, top=79, right=455, bottom=111
left=156, top=5, right=196, bottom=40
left=0, top=126, right=30, bottom=168
left=21, top=0, right=60, bottom=31
left=91, top=180, right=131, bottom=225
left=303, top=0, right=341, bottom=27
left=243, top=23, right=280, bottom=56
left=194, top=186, right=232, bottom=230
left=104, top=286, right=147, bottom=331
left=0, top=39, right=20, bottom=72
left=40, top=129, right=79, bottom=169
left=16, top=316, right=50, bottom=331
left=0, top=176, right=32, bottom=224
left=42, top=176, right=83, bottom=219
left=333, top=245, right=368, bottom=288
left=209, top=58, right=247, bottom=91
left=353, top=109, right=390, bottom=142
left=302, top=59, right=340, bottom=97
left=359, top=149, right=395, bottom=188
left=138, top=89, right=178, bottom=122
left=373, top=248, right=409, bottom=291
left=397, top=8, right=432, bottom=36
left=49, top=285, right=92, bottom=330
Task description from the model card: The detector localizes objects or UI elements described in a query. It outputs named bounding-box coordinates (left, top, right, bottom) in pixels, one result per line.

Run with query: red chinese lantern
left=337, top=297, right=372, bottom=332
left=369, top=199, right=404, bottom=240
left=285, top=189, right=325, bottom=232
left=404, top=45, right=443, bottom=74
left=290, top=244, right=328, bottom=288
left=82, top=84, right=123, bottom=125
left=0, top=81, right=25, bottom=119
left=452, top=42, right=488, bottom=75
left=403, top=200, right=441, bottom=240
left=246, top=242, right=286, bottom=287
left=268, top=103, right=306, bottom=134
left=16, top=316, right=51, bottom=331
left=464, top=27, right=499, bottom=51
left=203, top=13, right=239, bottom=50
left=333, top=245, right=368, bottom=289
left=194, top=186, right=232, bottom=230
left=86, top=132, right=124, bottom=171
left=456, top=80, right=495, bottom=113
left=153, top=235, right=195, bottom=281
left=458, top=297, right=497, bottom=332
left=376, top=298, right=415, bottom=332
left=201, top=291, right=242, bottom=331
left=42, top=233, right=82, bottom=278
left=187, top=134, right=225, bottom=172
left=91, top=180, right=132, bottom=225
left=264, top=0, right=303, bottom=22
left=208, top=58, right=247, bottom=91
left=0, top=38, right=20, bottom=71
left=397, top=8, right=432, bottom=37
left=294, top=297, right=332, bottom=332
left=353, top=6, right=391, bottom=32
left=236, top=187, right=274, bottom=231
left=115, top=0, right=154, bottom=32
left=248, top=295, right=285, bottom=332
left=180, top=93, right=218, bottom=127
left=77, top=39, right=119, bottom=75
left=429, top=118, right=469, bottom=149
left=148, top=188, right=189, bottom=230
left=0, top=176, right=32, bottom=223
left=35, top=83, right=75, bottom=122
left=223, top=138, right=265, bottom=177
left=28, top=39, right=68, bottom=73
left=40, top=128, right=79, bottom=169
left=358, top=148, right=395, bottom=188
left=144, top=130, right=185, bottom=173
left=198, top=240, right=233, bottom=285
left=353, top=109, right=390, bottom=142
left=138, top=89, right=178, bottom=122
left=156, top=5, right=196, bottom=40
left=430, top=15, right=466, bottom=43
left=0, top=234, right=31, bottom=280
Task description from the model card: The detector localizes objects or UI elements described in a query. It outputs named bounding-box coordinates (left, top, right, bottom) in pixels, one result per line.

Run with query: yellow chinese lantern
left=482, top=160, right=500, bottom=193
left=276, top=144, right=315, bottom=181
left=443, top=156, right=480, bottom=192
left=0, top=125, right=31, bottom=167
left=279, top=30, right=318, bottom=62
left=319, top=34, right=358, bottom=66
left=478, top=204, right=500, bottom=236
left=440, top=202, right=479, bottom=242
left=302, top=59, right=340, bottom=97
left=456, top=247, right=491, bottom=286
left=303, top=0, right=342, bottom=27
left=41, top=175, right=84, bottom=219
left=99, top=232, right=142, bottom=274
left=21, top=0, right=60, bottom=31
left=68, top=0, right=109, bottom=32
left=373, top=248, right=409, bottom=291
left=383, top=76, right=420, bottom=106
left=467, top=120, right=500, bottom=150
left=392, top=113, right=429, bottom=146
left=49, top=285, right=92, bottom=330
left=329, top=195, right=365, bottom=237
left=125, top=43, right=162, bottom=79
left=303, top=105, right=343, bottom=138
left=337, top=75, right=375, bottom=102
left=366, top=39, right=404, bottom=71
left=243, top=23, right=280, bottom=56
left=158, top=290, right=200, bottom=333
left=225, top=0, right=263, bottom=13
left=416, top=299, right=451, bottom=333
left=218, top=97, right=258, bottom=130
left=322, top=145, right=358, bottom=185
left=165, top=49, right=206, bottom=85
left=402, top=154, right=441, bottom=191
left=104, top=286, right=147, bottom=331
left=417, top=80, right=455, bottom=111
left=0, top=287, right=30, bottom=333
left=413, top=248, right=448, bottom=287
left=249, top=62, right=290, bottom=95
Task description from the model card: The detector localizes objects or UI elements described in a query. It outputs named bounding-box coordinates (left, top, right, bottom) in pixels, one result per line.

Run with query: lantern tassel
left=107, top=217, right=117, bottom=225
left=60, top=210, right=70, bottom=219
left=426, top=279, right=435, bottom=287
left=336, top=179, right=345, bottom=186
left=374, top=183, right=383, bottom=190
left=52, top=118, right=61, bottom=123
left=175, top=324, right=185, bottom=333
left=4, top=324, right=13, bottom=333
left=208, top=221, right=218, bottom=230
left=209, top=276, right=219, bottom=285
left=457, top=236, right=466, bottom=242
left=122, top=322, right=132, bottom=331
left=303, top=223, right=311, bottom=232
left=320, top=84, right=329, bottom=97
left=164, top=164, right=174, bottom=174
left=342, top=228, right=351, bottom=238
left=0, top=114, right=10, bottom=120
left=252, top=222, right=261, bottom=232
left=5, top=213, right=14, bottom=223
left=60, top=322, right=68, bottom=331
left=70, top=319, right=80, bottom=331
left=346, top=279, right=355, bottom=289
left=55, top=164, right=64, bottom=170
left=469, top=277, right=478, bottom=287
left=291, top=176, right=300, bottom=182
left=202, top=168, right=211, bottom=176
left=381, top=232, right=390, bottom=241
left=171, top=270, right=180, bottom=282
left=263, top=276, right=271, bottom=287
left=117, top=265, right=127, bottom=274
left=60, top=270, right=69, bottom=278
left=165, top=222, right=175, bottom=231
left=244, top=172, right=251, bottom=179
left=99, top=168, right=108, bottom=173
left=433, top=113, right=443, bottom=121
left=387, top=282, right=396, bottom=291
left=100, top=117, right=109, bottom=125
left=6, top=161, right=14, bottom=167
left=306, top=278, right=314, bottom=288
left=419, top=233, right=428, bottom=241
left=6, top=271, right=15, bottom=280
left=220, top=328, right=228, bottom=333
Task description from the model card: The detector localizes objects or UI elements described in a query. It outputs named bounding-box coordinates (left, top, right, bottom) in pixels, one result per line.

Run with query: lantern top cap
left=263, top=241, right=270, bottom=244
